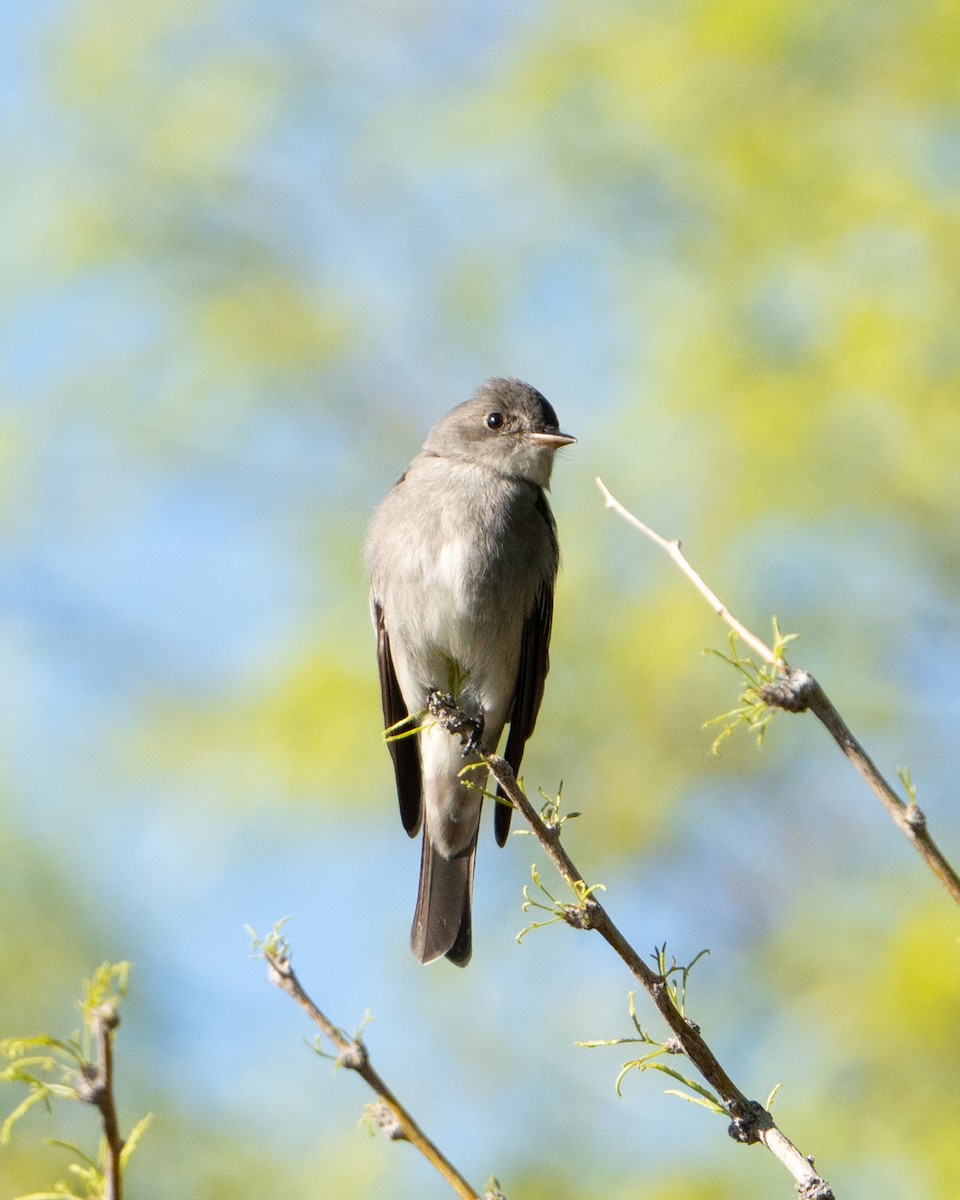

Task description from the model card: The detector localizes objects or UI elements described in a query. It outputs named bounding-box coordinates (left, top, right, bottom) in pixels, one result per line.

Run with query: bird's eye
left=485, top=411, right=504, bottom=430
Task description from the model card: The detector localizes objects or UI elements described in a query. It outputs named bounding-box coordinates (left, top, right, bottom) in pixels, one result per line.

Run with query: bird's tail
left=411, top=830, right=477, bottom=967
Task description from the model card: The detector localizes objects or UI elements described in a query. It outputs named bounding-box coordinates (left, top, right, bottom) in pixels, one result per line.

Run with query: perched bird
left=365, top=378, right=574, bottom=966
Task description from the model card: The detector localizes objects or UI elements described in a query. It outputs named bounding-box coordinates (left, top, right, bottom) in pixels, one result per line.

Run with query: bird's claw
left=426, top=690, right=485, bottom=756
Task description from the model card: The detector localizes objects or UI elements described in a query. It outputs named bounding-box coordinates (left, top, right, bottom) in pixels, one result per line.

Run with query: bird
left=365, top=377, right=574, bottom=966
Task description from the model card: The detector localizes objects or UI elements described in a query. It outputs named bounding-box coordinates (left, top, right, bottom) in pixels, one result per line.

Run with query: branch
left=254, top=929, right=489, bottom=1200
left=76, top=1001, right=125, bottom=1200
left=419, top=689, right=829, bottom=1193
left=597, top=477, right=960, bottom=907
left=596, top=477, right=776, bottom=665
left=482, top=752, right=834, bottom=1200
left=0, top=961, right=151, bottom=1200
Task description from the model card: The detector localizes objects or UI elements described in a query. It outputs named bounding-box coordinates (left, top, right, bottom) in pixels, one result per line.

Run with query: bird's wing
left=495, top=581, right=554, bottom=846
left=374, top=600, right=422, bottom=836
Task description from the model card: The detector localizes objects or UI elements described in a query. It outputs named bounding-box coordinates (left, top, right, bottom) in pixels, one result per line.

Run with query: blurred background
left=2, top=1, right=960, bottom=1197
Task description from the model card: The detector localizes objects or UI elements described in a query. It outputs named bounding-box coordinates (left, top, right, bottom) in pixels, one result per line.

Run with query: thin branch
left=596, top=477, right=776, bottom=664
left=259, top=941, right=485, bottom=1200
left=74, top=1000, right=125, bottom=1200
left=769, top=669, right=960, bottom=904
left=94, top=1005, right=123, bottom=1200
left=1, top=962, right=149, bottom=1198
left=482, top=752, right=834, bottom=1200
left=597, top=477, right=960, bottom=908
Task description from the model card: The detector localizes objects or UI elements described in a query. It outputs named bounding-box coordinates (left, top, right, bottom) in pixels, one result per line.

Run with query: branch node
left=726, top=1099, right=766, bottom=1145
left=904, top=804, right=927, bottom=833
left=366, top=1100, right=408, bottom=1142
left=542, top=820, right=562, bottom=844
left=266, top=955, right=293, bottom=987
left=759, top=667, right=816, bottom=713
left=427, top=689, right=485, bottom=753
left=74, top=1063, right=105, bottom=1106
left=561, top=900, right=596, bottom=930
left=338, top=1040, right=369, bottom=1072
left=93, top=1002, right=121, bottom=1032
left=798, top=1175, right=835, bottom=1200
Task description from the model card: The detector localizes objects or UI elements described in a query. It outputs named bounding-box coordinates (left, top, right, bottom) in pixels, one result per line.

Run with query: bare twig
left=597, top=477, right=960, bottom=908
left=596, top=478, right=776, bottom=664
left=255, top=933, right=485, bottom=1200
left=773, top=669, right=960, bottom=904
left=483, top=753, right=833, bottom=1200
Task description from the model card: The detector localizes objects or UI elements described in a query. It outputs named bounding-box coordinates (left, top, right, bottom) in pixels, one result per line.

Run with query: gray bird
left=365, top=377, right=574, bottom=966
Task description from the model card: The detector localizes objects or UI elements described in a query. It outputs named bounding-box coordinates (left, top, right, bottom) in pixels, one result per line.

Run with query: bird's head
left=423, top=378, right=576, bottom=487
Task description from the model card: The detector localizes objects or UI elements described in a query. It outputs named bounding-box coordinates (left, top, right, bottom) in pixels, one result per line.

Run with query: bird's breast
left=431, top=536, right=475, bottom=612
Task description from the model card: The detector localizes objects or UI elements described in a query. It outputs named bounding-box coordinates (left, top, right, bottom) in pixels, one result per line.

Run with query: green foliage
left=577, top=952, right=723, bottom=1113
left=511, top=782, right=581, bottom=837
left=703, top=620, right=798, bottom=753
left=516, top=864, right=600, bottom=943
left=897, top=765, right=918, bottom=807
left=651, top=944, right=711, bottom=1021
left=516, top=787, right=603, bottom=943
left=0, top=964, right=151, bottom=1200
left=246, top=919, right=292, bottom=965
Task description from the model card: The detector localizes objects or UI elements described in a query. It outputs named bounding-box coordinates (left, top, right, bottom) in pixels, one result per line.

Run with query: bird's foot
left=426, top=690, right=485, bottom=756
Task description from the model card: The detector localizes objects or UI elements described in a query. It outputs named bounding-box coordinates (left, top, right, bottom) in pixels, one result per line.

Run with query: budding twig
left=596, top=476, right=960, bottom=908
left=255, top=931, right=485, bottom=1200
left=482, top=753, right=833, bottom=1200
left=0, top=961, right=150, bottom=1200
left=89, top=1002, right=124, bottom=1200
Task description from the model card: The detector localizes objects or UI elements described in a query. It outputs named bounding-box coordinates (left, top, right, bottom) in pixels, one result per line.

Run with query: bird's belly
left=391, top=538, right=522, bottom=725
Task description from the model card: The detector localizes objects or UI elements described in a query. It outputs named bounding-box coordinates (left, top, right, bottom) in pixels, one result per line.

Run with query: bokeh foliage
left=3, top=1, right=960, bottom=1197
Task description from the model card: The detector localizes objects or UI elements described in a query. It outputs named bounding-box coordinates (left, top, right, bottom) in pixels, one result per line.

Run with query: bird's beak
left=526, top=430, right=577, bottom=448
